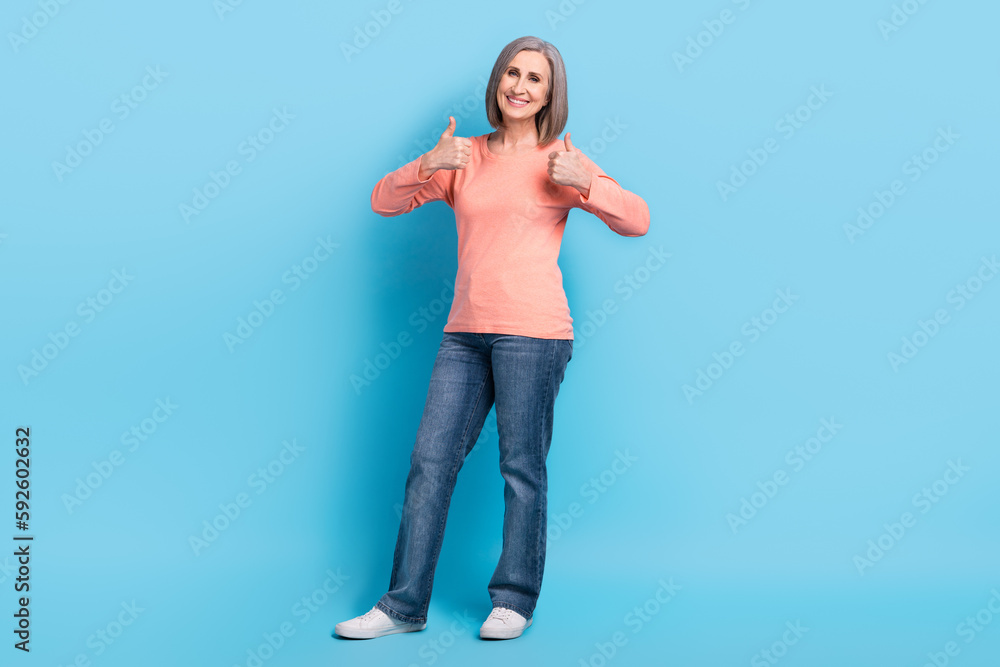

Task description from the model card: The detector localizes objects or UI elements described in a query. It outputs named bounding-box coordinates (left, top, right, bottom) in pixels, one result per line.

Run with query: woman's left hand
left=547, top=133, right=592, bottom=197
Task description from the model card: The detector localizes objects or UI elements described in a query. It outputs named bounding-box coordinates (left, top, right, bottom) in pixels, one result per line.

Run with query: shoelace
left=489, top=608, right=513, bottom=624
left=361, top=608, right=384, bottom=623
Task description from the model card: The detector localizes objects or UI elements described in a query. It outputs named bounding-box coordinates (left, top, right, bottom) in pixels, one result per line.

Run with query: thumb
left=564, top=132, right=575, bottom=152
left=442, top=116, right=456, bottom=139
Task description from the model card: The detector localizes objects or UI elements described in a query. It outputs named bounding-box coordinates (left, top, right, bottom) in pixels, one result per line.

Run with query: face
left=496, top=49, right=551, bottom=122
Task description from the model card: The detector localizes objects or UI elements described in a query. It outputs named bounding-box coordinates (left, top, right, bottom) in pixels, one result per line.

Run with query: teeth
left=507, top=96, right=528, bottom=106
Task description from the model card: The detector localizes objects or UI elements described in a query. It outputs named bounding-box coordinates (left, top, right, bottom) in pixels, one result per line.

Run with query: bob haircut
left=485, top=36, right=568, bottom=148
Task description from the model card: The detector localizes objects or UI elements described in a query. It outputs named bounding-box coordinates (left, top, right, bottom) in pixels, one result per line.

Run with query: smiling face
left=496, top=49, right=551, bottom=122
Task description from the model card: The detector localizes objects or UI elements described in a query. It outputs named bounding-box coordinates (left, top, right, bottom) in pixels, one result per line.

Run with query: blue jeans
left=376, top=331, right=573, bottom=624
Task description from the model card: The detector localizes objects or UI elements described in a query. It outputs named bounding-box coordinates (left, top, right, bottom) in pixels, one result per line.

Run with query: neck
left=493, top=117, right=541, bottom=148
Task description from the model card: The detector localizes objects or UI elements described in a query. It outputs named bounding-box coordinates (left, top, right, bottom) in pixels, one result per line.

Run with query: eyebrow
left=507, top=66, right=545, bottom=79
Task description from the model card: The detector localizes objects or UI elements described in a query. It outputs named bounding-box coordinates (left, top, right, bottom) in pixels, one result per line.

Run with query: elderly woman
left=336, top=35, right=650, bottom=641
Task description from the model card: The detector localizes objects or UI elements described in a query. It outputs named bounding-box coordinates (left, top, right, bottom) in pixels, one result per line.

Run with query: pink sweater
left=371, top=133, right=650, bottom=340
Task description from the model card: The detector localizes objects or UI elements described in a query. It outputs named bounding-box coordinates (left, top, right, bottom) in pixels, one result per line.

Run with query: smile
left=506, top=95, right=529, bottom=107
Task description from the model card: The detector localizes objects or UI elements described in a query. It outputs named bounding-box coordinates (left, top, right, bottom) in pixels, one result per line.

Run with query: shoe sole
left=334, top=622, right=426, bottom=639
left=480, top=617, right=532, bottom=640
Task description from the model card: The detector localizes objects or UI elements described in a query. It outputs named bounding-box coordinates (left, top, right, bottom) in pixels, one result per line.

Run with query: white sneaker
left=479, top=607, right=532, bottom=639
left=334, top=605, right=425, bottom=639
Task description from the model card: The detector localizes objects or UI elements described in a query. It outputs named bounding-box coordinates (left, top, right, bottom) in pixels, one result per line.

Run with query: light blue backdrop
left=2, top=0, right=998, bottom=665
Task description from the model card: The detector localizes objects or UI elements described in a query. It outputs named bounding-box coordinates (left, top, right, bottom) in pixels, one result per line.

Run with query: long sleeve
left=572, top=151, right=650, bottom=237
left=370, top=154, right=455, bottom=217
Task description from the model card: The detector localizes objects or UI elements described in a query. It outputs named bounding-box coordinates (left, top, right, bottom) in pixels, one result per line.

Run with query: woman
left=335, top=35, right=649, bottom=641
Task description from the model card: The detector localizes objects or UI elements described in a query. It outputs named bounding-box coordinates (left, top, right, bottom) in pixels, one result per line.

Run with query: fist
left=547, top=133, right=590, bottom=191
left=429, top=116, right=472, bottom=171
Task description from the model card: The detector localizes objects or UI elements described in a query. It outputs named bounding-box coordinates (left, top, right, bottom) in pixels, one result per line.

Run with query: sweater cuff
left=414, top=154, right=432, bottom=183
left=579, top=172, right=614, bottom=205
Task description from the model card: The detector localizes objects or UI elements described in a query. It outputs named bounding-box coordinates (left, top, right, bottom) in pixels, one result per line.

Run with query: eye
left=530, top=76, right=539, bottom=83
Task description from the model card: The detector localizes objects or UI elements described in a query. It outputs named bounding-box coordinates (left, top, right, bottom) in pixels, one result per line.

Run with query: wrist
left=417, top=152, right=438, bottom=181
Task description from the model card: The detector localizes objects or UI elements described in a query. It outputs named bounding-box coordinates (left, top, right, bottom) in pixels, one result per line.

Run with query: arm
left=371, top=116, right=470, bottom=217
left=370, top=153, right=454, bottom=217
left=573, top=152, right=650, bottom=237
left=547, top=133, right=650, bottom=237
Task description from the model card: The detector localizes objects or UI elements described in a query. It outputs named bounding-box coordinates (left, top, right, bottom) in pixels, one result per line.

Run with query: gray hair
left=485, top=36, right=568, bottom=148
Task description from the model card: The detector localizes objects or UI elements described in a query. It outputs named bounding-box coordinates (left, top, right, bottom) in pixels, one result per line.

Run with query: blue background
left=2, top=0, right=998, bottom=665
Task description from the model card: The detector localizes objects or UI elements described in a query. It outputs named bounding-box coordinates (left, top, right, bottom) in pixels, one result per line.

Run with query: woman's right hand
left=418, top=116, right=471, bottom=180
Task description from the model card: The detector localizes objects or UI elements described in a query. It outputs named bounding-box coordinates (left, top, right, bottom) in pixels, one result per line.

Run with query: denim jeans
left=376, top=331, right=573, bottom=625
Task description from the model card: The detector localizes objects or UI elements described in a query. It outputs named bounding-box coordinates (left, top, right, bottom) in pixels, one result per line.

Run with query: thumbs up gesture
left=419, top=116, right=472, bottom=180
left=547, top=133, right=591, bottom=193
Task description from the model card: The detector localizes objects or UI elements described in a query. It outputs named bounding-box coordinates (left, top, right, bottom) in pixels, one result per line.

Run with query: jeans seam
left=419, top=349, right=493, bottom=617
left=535, top=340, right=556, bottom=601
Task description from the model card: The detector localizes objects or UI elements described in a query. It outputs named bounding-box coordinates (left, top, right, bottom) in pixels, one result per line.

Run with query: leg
left=377, top=332, right=495, bottom=624
left=485, top=334, right=573, bottom=621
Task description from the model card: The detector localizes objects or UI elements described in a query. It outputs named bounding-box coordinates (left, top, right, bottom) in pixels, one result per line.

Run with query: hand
left=547, top=133, right=591, bottom=195
left=419, top=116, right=472, bottom=180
